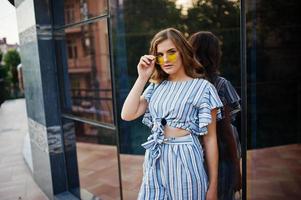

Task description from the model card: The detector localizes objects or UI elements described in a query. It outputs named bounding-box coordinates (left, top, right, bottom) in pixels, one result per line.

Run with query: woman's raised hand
left=137, top=55, right=156, bottom=81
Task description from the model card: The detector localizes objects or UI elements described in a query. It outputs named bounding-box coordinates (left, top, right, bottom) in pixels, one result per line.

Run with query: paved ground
left=0, top=99, right=47, bottom=200
left=0, top=99, right=300, bottom=200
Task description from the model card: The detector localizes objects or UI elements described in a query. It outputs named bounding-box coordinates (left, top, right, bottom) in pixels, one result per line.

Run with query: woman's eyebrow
left=167, top=48, right=177, bottom=52
left=157, top=48, right=177, bottom=54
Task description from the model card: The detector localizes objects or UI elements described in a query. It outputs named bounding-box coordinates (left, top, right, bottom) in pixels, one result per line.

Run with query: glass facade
left=53, top=0, right=244, bottom=199
left=72, top=120, right=120, bottom=198
left=46, top=0, right=300, bottom=199
left=110, top=0, right=241, bottom=199
left=246, top=0, right=301, bottom=148
left=53, top=0, right=121, bottom=199
left=63, top=20, right=114, bottom=126
left=63, top=0, right=108, bottom=25
left=246, top=0, right=301, bottom=199
left=112, top=0, right=241, bottom=151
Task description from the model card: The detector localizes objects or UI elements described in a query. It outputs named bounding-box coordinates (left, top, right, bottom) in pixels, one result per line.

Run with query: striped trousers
left=138, top=134, right=208, bottom=200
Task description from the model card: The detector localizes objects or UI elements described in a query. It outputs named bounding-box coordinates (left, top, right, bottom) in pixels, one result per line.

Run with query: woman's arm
left=203, top=108, right=218, bottom=200
left=121, top=55, right=155, bottom=121
left=121, top=77, right=148, bottom=121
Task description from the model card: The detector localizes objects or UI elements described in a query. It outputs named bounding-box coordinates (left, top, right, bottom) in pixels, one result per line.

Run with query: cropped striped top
left=140, top=78, right=223, bottom=165
left=142, top=78, right=223, bottom=135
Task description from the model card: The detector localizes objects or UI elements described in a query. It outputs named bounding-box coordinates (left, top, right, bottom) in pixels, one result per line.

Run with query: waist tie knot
left=141, top=118, right=166, bottom=167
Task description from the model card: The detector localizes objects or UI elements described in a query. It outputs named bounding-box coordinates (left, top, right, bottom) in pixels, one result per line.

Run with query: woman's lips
left=163, top=64, right=172, bottom=68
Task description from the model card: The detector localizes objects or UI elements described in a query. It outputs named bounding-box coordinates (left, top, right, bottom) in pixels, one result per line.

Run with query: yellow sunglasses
left=155, top=51, right=177, bottom=65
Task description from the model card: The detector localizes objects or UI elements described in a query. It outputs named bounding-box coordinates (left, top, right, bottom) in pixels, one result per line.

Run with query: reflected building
left=63, top=0, right=113, bottom=143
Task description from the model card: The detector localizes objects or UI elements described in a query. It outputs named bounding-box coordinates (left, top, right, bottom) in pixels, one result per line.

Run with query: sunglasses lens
left=155, top=52, right=177, bottom=65
left=167, top=53, right=177, bottom=62
left=156, top=56, right=164, bottom=65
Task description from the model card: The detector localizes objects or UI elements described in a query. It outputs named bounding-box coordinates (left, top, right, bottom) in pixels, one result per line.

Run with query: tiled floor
left=77, top=143, right=143, bottom=200
left=247, top=144, right=301, bottom=200
left=77, top=143, right=121, bottom=200
left=0, top=99, right=300, bottom=200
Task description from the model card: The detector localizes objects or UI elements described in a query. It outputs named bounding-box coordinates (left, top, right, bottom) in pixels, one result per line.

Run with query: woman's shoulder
left=195, top=77, right=216, bottom=89
left=147, top=80, right=161, bottom=89
left=159, top=77, right=215, bottom=90
left=193, top=78, right=219, bottom=96
left=195, top=77, right=210, bottom=85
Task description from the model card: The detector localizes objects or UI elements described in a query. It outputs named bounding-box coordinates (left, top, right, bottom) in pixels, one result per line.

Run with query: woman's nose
left=163, top=54, right=168, bottom=62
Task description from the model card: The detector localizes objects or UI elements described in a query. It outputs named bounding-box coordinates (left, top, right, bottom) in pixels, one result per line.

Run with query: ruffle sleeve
left=142, top=82, right=155, bottom=128
left=197, top=83, right=223, bottom=135
left=142, top=82, right=155, bottom=103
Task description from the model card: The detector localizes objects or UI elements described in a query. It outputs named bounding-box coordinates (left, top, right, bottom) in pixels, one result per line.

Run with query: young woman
left=121, top=28, right=223, bottom=200
left=189, top=31, right=242, bottom=200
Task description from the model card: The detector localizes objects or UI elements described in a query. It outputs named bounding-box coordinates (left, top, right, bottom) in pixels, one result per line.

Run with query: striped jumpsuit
left=138, top=78, right=223, bottom=200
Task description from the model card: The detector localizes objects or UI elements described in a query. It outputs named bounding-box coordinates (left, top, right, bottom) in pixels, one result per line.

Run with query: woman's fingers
left=140, top=58, right=151, bottom=67
left=144, top=55, right=156, bottom=61
left=141, top=55, right=155, bottom=64
left=137, top=55, right=155, bottom=80
left=140, top=55, right=155, bottom=68
left=141, top=57, right=151, bottom=65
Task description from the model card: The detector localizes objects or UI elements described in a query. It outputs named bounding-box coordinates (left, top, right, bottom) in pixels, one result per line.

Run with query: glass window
left=63, top=0, right=108, bottom=25
left=62, top=119, right=120, bottom=199
left=63, top=19, right=114, bottom=125
left=65, top=3, right=75, bottom=24
left=54, top=1, right=120, bottom=199
left=110, top=0, right=241, bottom=199
left=246, top=0, right=301, bottom=199
left=67, top=38, right=78, bottom=59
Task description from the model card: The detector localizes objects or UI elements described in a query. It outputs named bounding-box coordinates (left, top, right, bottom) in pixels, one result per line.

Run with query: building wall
left=15, top=0, right=70, bottom=199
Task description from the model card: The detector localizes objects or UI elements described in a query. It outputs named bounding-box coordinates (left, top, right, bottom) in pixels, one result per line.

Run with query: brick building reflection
left=64, top=0, right=113, bottom=142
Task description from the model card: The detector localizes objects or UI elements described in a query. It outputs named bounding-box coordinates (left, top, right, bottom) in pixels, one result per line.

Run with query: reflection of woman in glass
left=121, top=28, right=223, bottom=200
left=189, top=31, right=242, bottom=200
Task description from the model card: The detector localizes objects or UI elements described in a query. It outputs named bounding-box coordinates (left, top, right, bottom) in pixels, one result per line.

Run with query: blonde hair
left=149, top=28, right=205, bottom=83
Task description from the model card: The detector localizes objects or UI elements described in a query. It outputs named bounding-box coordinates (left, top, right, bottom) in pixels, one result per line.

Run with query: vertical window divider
left=240, top=0, right=247, bottom=199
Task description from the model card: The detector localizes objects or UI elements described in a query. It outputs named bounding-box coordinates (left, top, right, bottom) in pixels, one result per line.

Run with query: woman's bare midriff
left=164, top=125, right=190, bottom=138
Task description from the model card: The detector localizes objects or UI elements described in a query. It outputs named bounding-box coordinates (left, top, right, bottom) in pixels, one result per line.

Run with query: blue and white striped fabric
left=138, top=78, right=223, bottom=200
left=142, top=78, right=223, bottom=136
left=213, top=76, right=240, bottom=121
left=138, top=134, right=208, bottom=200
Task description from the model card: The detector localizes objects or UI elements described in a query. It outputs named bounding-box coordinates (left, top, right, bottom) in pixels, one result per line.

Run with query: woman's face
left=156, top=39, right=184, bottom=77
